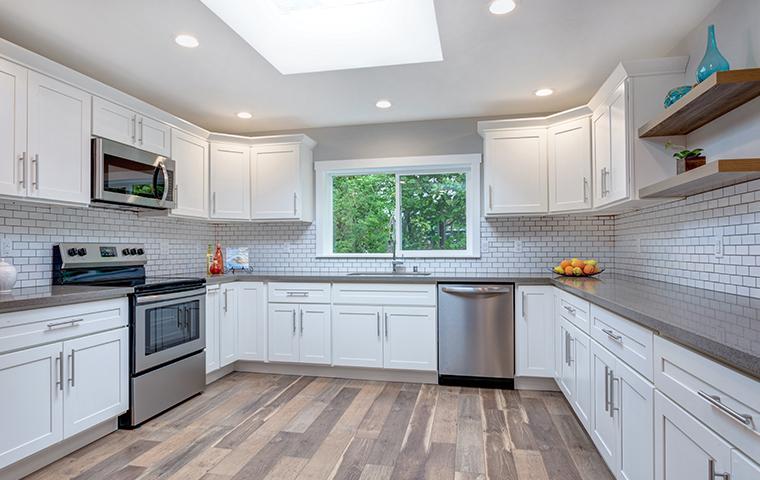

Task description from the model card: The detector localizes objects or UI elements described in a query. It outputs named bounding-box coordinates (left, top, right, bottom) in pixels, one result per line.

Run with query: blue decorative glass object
left=696, top=24, right=730, bottom=83
left=664, top=85, right=693, bottom=108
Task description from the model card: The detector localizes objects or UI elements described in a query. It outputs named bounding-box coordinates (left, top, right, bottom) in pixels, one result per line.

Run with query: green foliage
left=673, top=148, right=704, bottom=160
left=401, top=173, right=466, bottom=251
left=333, top=174, right=395, bottom=254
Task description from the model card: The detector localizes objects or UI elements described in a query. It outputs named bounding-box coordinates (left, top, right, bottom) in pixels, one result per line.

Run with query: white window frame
left=315, top=154, right=481, bottom=258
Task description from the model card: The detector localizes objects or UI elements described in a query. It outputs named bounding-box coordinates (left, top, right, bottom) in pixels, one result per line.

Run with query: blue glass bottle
left=696, top=24, right=730, bottom=83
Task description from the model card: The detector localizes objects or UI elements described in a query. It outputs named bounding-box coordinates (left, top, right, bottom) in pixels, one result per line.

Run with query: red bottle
left=210, top=243, right=223, bottom=275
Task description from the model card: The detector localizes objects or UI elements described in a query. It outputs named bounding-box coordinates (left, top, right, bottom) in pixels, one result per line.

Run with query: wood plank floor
left=27, top=373, right=614, bottom=480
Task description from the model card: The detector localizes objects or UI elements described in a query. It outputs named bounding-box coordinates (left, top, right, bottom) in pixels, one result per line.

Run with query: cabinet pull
left=602, top=328, right=623, bottom=343
left=521, top=291, right=526, bottom=318
left=17, top=153, right=25, bottom=188
left=564, top=332, right=572, bottom=365
left=376, top=312, right=381, bottom=339
left=212, top=192, right=216, bottom=214
left=32, top=154, right=39, bottom=189
left=697, top=391, right=754, bottom=428
left=488, top=185, right=493, bottom=210
left=223, top=289, right=228, bottom=312
left=138, top=118, right=144, bottom=144
left=563, top=305, right=576, bottom=316
left=384, top=312, right=389, bottom=340
left=609, top=374, right=618, bottom=417
left=174, top=184, right=179, bottom=205
left=68, top=349, right=75, bottom=387
left=583, top=176, right=589, bottom=202
left=708, top=459, right=730, bottom=480
left=293, top=192, right=297, bottom=216
left=286, top=291, right=309, bottom=297
left=292, top=310, right=296, bottom=335
left=604, top=366, right=610, bottom=412
left=56, top=351, right=64, bottom=391
left=131, top=115, right=137, bottom=143
left=300, top=309, right=304, bottom=335
left=47, top=318, right=84, bottom=329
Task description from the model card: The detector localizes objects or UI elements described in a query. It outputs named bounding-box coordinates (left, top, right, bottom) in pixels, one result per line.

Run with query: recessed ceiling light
left=237, top=112, right=253, bottom=119
left=534, top=88, right=554, bottom=97
left=174, top=34, right=200, bottom=48
left=489, top=0, right=516, bottom=15
left=200, top=0, right=443, bottom=74
left=375, top=99, right=392, bottom=109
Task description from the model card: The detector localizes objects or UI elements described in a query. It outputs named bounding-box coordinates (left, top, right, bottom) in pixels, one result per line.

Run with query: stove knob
left=67, top=248, right=78, bottom=257
left=77, top=248, right=87, bottom=256
left=122, top=248, right=130, bottom=256
left=130, top=248, right=137, bottom=255
left=136, top=248, right=144, bottom=255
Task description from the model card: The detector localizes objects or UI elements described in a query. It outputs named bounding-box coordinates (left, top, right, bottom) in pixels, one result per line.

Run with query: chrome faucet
left=388, top=215, right=405, bottom=273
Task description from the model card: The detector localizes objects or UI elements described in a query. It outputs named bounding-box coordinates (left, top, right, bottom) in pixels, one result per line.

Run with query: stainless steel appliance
left=92, top=137, right=176, bottom=210
left=437, top=284, right=515, bottom=388
left=53, top=243, right=205, bottom=427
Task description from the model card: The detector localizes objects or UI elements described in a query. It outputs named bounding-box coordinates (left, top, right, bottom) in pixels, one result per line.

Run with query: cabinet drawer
left=590, top=304, right=653, bottom=381
left=555, top=288, right=590, bottom=332
left=332, top=283, right=436, bottom=306
left=654, top=336, right=760, bottom=462
left=0, top=298, right=129, bottom=354
left=268, top=283, right=331, bottom=304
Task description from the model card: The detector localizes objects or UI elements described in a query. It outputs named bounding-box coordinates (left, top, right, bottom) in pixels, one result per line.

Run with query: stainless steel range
left=53, top=243, right=206, bottom=427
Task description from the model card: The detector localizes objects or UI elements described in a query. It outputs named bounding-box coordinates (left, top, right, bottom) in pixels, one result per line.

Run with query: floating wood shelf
left=639, top=159, right=760, bottom=199
left=638, top=69, right=760, bottom=138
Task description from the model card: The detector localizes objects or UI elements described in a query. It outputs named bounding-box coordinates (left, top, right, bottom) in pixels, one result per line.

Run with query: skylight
left=200, top=0, right=443, bottom=75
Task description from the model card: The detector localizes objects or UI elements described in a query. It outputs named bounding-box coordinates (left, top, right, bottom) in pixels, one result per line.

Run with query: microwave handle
left=156, top=161, right=169, bottom=202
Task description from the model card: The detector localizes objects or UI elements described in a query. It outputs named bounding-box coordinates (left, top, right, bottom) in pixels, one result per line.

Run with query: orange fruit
left=583, top=264, right=595, bottom=275
left=571, top=259, right=584, bottom=268
left=564, top=266, right=574, bottom=276
left=560, top=260, right=571, bottom=269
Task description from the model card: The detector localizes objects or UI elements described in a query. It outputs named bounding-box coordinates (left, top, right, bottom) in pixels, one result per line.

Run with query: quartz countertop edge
left=0, top=285, right=135, bottom=315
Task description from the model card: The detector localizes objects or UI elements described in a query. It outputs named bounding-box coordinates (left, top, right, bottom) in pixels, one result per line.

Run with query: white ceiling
left=0, top=0, right=719, bottom=134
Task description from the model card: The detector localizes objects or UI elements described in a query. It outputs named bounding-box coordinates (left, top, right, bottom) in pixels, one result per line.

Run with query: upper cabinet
left=92, top=97, right=170, bottom=157
left=210, top=142, right=251, bottom=220
left=0, top=58, right=26, bottom=198
left=170, top=129, right=208, bottom=219
left=548, top=116, right=592, bottom=212
left=592, top=82, right=629, bottom=207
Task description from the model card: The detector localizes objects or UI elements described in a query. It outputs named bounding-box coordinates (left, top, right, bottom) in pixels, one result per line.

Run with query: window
left=316, top=154, right=481, bottom=258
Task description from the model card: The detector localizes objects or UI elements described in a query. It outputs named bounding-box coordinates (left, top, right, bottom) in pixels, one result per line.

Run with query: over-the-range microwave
left=91, top=137, right=176, bottom=210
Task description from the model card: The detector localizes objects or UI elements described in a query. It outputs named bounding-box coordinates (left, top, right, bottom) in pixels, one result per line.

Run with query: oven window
left=144, top=299, right=200, bottom=355
left=103, top=154, right=165, bottom=199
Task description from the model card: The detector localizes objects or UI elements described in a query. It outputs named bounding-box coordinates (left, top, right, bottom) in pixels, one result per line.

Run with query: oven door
left=133, top=288, right=205, bottom=373
left=93, top=137, right=176, bottom=209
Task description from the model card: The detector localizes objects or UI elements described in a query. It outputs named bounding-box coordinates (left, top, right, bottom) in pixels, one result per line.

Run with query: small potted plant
left=665, top=142, right=706, bottom=174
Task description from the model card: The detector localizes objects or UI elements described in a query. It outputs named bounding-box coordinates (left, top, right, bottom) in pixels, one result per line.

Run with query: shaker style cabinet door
left=210, top=143, right=251, bottom=220
left=616, top=360, right=654, bottom=480
left=219, top=285, right=238, bottom=367
left=332, top=305, right=383, bottom=368
left=136, top=115, right=171, bottom=157
left=27, top=71, right=91, bottom=205
left=0, top=58, right=27, bottom=197
left=268, top=303, right=299, bottom=363
left=515, top=285, right=554, bottom=377
left=590, top=340, right=618, bottom=471
left=237, top=282, right=267, bottom=362
left=593, top=81, right=629, bottom=208
left=171, top=129, right=209, bottom=218
left=382, top=306, right=436, bottom=371
left=298, top=304, right=331, bottom=365
left=205, top=286, right=221, bottom=374
left=251, top=144, right=301, bottom=220
left=548, top=117, right=591, bottom=212
left=92, top=96, right=135, bottom=147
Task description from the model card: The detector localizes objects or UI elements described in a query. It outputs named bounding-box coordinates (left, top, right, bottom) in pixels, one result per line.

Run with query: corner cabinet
left=170, top=129, right=209, bottom=219
left=209, top=143, right=251, bottom=220
left=515, top=285, right=554, bottom=377
left=592, top=81, right=629, bottom=208
left=548, top=116, right=592, bottom=212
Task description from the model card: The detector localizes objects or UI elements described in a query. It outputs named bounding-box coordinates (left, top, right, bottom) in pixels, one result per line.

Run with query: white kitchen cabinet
left=171, top=129, right=209, bottom=219
left=210, top=143, right=251, bottom=220
left=483, top=128, right=548, bottom=215
left=299, top=304, right=331, bottom=365
left=559, top=317, right=591, bottom=430
left=92, top=96, right=170, bottom=156
left=516, top=285, right=554, bottom=377
left=592, top=81, right=631, bottom=208
left=732, top=451, right=760, bottom=479
left=548, top=117, right=591, bottom=212
left=205, top=285, right=221, bottom=374
left=219, top=284, right=238, bottom=367
left=237, top=282, right=267, bottom=362
left=268, top=303, right=299, bottom=363
left=0, top=57, right=27, bottom=198
left=27, top=71, right=91, bottom=205
left=383, top=306, right=436, bottom=371
left=590, top=340, right=618, bottom=470
left=62, top=328, right=128, bottom=438
left=0, top=343, right=63, bottom=469
left=251, top=140, right=314, bottom=222
left=332, top=305, right=383, bottom=368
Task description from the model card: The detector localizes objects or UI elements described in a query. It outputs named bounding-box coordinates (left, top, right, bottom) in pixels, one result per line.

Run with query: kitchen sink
left=347, top=271, right=432, bottom=277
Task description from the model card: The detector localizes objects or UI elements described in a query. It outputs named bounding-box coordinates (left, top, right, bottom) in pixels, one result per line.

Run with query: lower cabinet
left=268, top=303, right=331, bottom=365
left=516, top=285, right=554, bottom=377
left=0, top=327, right=128, bottom=470
left=237, top=283, right=267, bottom=362
left=205, top=285, right=220, bottom=374
left=219, top=284, right=238, bottom=367
left=332, top=305, right=383, bottom=368
left=557, top=316, right=591, bottom=429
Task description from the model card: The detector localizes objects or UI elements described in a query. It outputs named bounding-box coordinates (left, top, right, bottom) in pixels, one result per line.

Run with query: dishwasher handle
left=441, top=286, right=512, bottom=295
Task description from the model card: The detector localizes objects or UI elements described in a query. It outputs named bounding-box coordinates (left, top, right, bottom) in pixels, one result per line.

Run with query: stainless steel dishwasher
left=437, top=284, right=514, bottom=388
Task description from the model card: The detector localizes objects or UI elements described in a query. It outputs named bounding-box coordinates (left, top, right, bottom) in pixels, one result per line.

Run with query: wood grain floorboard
left=27, top=373, right=613, bottom=480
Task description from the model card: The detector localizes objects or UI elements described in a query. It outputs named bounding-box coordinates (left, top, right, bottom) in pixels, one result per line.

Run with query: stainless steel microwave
left=92, top=137, right=176, bottom=210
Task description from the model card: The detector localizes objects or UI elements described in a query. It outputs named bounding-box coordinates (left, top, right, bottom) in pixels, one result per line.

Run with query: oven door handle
left=135, top=287, right=207, bottom=305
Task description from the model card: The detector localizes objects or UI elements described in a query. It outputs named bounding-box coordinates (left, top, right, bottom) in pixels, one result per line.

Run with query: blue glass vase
left=696, top=24, right=730, bottom=83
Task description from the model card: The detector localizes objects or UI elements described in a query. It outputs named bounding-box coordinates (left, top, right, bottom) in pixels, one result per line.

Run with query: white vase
left=0, top=258, right=17, bottom=293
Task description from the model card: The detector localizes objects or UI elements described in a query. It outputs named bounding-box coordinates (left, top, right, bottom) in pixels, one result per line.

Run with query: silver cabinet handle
left=293, top=192, right=297, bottom=216
left=31, top=154, right=39, bottom=189
left=602, top=328, right=623, bottom=343
left=521, top=291, right=526, bottom=318
left=709, top=459, right=730, bottom=480
left=604, top=366, right=610, bottom=412
left=488, top=185, right=494, bottom=210
left=175, top=184, right=179, bottom=205
left=300, top=309, right=304, bottom=336
left=376, top=312, right=381, bottom=339
left=17, top=153, right=25, bottom=188
left=609, top=373, right=618, bottom=417
left=68, top=349, right=75, bottom=387
left=583, top=176, right=589, bottom=202
left=698, top=391, right=754, bottom=428
left=131, top=115, right=137, bottom=143
left=286, top=291, right=309, bottom=297
left=212, top=192, right=216, bottom=214
left=223, top=289, right=228, bottom=312
left=564, top=332, right=571, bottom=365
left=47, top=318, right=84, bottom=329
left=563, top=305, right=576, bottom=315
left=56, top=351, right=64, bottom=391
left=138, top=117, right=144, bottom=145
left=384, top=312, right=389, bottom=340
left=292, top=309, right=296, bottom=335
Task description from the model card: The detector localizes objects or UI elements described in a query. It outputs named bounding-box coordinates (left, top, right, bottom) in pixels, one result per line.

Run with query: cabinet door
left=219, top=285, right=238, bottom=367
left=62, top=328, right=128, bottom=438
left=251, top=144, right=301, bottom=220
left=171, top=129, right=209, bottom=218
left=0, top=58, right=27, bottom=197
left=268, top=303, right=299, bottom=363
left=654, top=391, right=732, bottom=480
left=27, top=71, right=91, bottom=204
left=571, top=324, right=592, bottom=430
left=92, top=96, right=135, bottom=147
left=210, top=143, right=250, bottom=220
left=617, top=360, right=654, bottom=480
left=484, top=128, right=547, bottom=214
left=383, top=306, right=436, bottom=371
left=299, top=304, right=331, bottom=365
left=558, top=318, right=575, bottom=399
left=237, top=282, right=267, bottom=362
left=205, top=287, right=221, bottom=373
left=608, top=82, right=629, bottom=204
left=138, top=115, right=171, bottom=157
left=516, top=286, right=554, bottom=377
left=592, top=105, right=610, bottom=207
left=732, top=450, right=760, bottom=479
left=548, top=117, right=591, bottom=212
left=590, top=340, right=618, bottom=471
left=0, top=343, right=63, bottom=469
left=332, top=305, right=383, bottom=368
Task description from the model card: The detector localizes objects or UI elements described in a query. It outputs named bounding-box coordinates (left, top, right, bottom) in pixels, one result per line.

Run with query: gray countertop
left=201, top=272, right=555, bottom=285
left=0, top=285, right=134, bottom=314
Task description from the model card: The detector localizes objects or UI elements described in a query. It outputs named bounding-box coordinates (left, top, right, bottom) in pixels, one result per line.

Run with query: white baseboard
left=206, top=364, right=235, bottom=384
left=0, top=419, right=117, bottom=480
left=233, top=361, right=439, bottom=384
left=515, top=376, right=560, bottom=391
